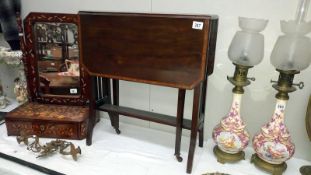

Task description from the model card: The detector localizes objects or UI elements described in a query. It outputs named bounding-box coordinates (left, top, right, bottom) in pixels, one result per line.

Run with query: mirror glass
left=34, top=22, right=80, bottom=96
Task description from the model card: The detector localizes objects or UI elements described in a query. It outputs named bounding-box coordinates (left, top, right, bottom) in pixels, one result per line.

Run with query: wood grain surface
left=79, top=12, right=212, bottom=89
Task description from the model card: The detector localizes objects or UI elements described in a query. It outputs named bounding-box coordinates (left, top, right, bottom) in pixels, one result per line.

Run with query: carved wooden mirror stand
left=5, top=13, right=90, bottom=140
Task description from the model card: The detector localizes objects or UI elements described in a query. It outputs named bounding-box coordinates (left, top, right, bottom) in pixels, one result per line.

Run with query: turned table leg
left=186, top=83, right=202, bottom=173
left=175, top=89, right=186, bottom=162
left=199, top=77, right=208, bottom=147
left=106, top=79, right=121, bottom=134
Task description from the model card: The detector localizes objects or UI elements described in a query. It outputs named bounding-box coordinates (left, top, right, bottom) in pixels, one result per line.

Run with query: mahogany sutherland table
left=79, top=12, right=218, bottom=173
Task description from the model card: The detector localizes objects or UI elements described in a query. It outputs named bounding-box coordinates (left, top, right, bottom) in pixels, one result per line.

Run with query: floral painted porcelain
left=213, top=93, right=250, bottom=154
left=0, top=96, right=10, bottom=109
left=253, top=99, right=295, bottom=164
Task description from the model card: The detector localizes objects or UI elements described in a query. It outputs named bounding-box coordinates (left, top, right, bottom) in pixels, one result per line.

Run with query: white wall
left=22, top=0, right=311, bottom=161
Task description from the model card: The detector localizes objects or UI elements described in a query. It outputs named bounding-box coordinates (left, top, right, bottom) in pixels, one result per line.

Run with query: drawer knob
left=40, top=125, right=45, bottom=131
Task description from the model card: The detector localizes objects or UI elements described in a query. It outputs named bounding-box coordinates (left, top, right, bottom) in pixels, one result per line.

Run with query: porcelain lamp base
left=251, top=154, right=287, bottom=175
left=213, top=146, right=245, bottom=164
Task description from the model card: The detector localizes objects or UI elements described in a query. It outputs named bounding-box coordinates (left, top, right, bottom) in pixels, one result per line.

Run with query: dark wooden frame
left=23, top=12, right=88, bottom=105
left=80, top=12, right=218, bottom=174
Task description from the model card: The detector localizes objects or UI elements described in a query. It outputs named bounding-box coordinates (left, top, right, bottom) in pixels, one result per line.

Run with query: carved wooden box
left=5, top=103, right=88, bottom=139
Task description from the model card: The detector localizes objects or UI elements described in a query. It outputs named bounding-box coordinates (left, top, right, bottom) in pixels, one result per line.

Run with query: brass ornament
left=17, top=132, right=81, bottom=161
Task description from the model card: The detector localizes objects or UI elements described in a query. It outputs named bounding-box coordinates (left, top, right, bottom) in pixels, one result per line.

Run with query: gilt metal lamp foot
left=213, top=146, right=245, bottom=164
left=251, top=154, right=287, bottom=175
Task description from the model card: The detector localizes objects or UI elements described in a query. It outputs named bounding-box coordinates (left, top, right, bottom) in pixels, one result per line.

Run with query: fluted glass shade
left=271, top=0, right=311, bottom=71
left=271, top=21, right=311, bottom=71
left=228, top=17, right=268, bottom=66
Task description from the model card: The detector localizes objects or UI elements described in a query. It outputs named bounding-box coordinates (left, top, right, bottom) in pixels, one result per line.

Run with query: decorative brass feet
left=251, top=154, right=286, bottom=175
left=213, top=146, right=245, bottom=164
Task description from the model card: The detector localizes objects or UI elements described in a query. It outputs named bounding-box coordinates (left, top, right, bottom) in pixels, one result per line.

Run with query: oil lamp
left=212, top=17, right=268, bottom=163
left=252, top=0, right=311, bottom=174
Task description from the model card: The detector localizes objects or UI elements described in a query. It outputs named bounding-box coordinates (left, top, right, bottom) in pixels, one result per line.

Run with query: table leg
left=199, top=124, right=204, bottom=147
left=175, top=89, right=186, bottom=162
left=112, top=79, right=121, bottom=134
left=86, top=76, right=97, bottom=146
left=199, top=78, right=207, bottom=147
left=186, top=83, right=202, bottom=174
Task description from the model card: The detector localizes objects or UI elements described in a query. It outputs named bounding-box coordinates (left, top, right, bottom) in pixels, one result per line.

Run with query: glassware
left=228, top=17, right=268, bottom=66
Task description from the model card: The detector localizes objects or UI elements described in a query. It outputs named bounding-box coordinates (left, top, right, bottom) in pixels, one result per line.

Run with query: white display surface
left=0, top=119, right=309, bottom=175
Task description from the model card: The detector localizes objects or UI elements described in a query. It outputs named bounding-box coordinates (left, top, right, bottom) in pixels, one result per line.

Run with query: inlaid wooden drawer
left=5, top=103, right=88, bottom=140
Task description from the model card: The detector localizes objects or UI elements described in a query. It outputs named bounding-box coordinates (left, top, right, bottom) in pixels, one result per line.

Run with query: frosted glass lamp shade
left=228, top=17, right=268, bottom=66
left=271, top=20, right=311, bottom=71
